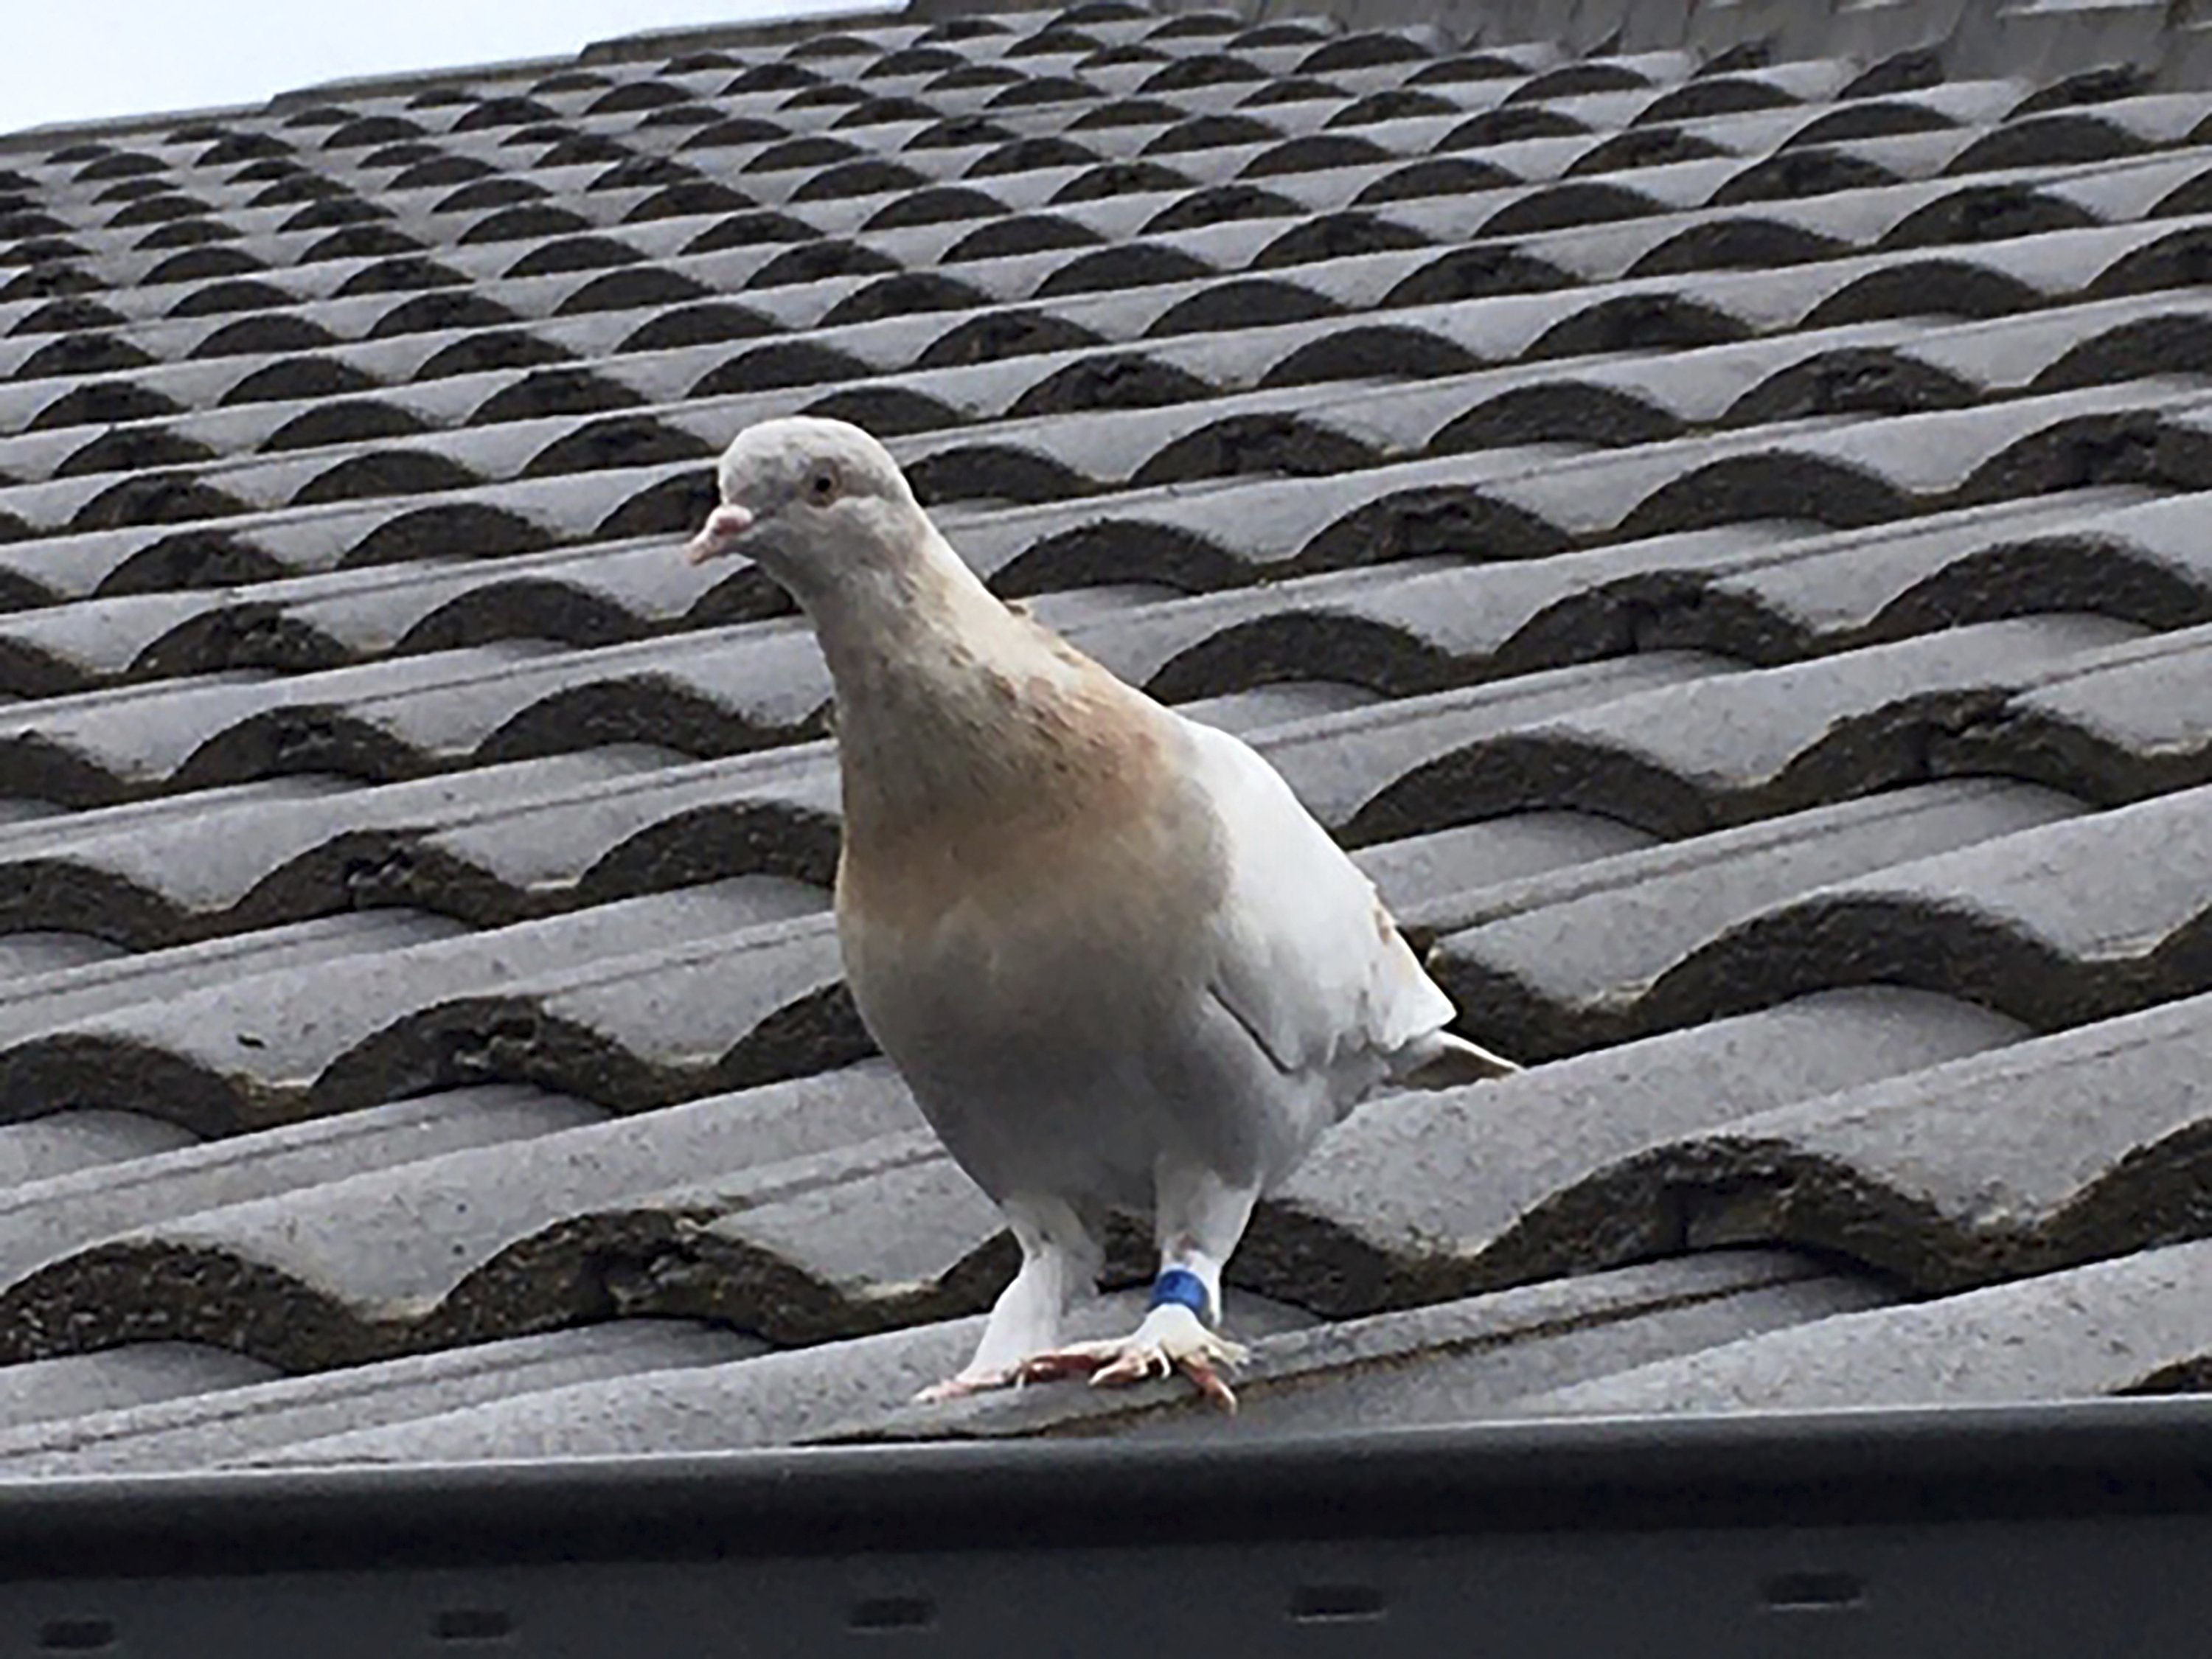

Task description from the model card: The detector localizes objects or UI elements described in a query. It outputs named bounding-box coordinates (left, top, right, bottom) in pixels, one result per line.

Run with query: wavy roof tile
left=3, top=0, right=2212, bottom=1468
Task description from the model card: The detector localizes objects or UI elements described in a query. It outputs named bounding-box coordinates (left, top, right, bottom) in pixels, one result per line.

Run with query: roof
left=2, top=0, right=2212, bottom=1478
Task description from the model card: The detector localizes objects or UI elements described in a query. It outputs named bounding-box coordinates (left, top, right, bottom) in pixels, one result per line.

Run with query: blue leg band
left=1149, top=1266, right=1210, bottom=1319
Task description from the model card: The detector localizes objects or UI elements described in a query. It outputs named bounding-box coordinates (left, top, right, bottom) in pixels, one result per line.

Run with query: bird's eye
left=806, top=465, right=838, bottom=505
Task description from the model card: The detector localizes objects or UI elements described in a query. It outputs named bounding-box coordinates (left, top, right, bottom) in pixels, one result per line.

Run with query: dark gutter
left=1, top=1398, right=2209, bottom=1655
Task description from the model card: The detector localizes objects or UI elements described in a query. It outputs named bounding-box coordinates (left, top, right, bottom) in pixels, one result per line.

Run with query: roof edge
left=1, top=2, right=904, bottom=151
left=908, top=0, right=2212, bottom=93
left=1, top=1399, right=2211, bottom=1650
left=10, top=1397, right=2212, bottom=1568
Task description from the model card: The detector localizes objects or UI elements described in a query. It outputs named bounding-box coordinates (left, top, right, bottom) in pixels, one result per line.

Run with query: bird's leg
left=1020, top=1166, right=1259, bottom=1412
left=917, top=1200, right=1096, bottom=1404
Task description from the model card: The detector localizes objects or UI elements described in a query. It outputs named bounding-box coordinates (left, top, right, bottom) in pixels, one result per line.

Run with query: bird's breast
left=835, top=739, right=1227, bottom=1084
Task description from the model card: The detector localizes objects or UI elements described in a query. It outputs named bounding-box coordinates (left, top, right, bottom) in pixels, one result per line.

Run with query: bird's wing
left=1178, top=716, right=1456, bottom=1078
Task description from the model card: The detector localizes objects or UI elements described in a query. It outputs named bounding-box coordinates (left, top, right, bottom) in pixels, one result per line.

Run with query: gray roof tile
left=841, top=1251, right=1893, bottom=1441
left=1616, top=989, right=2212, bottom=1290
left=1630, top=778, right=2212, bottom=1032
left=1361, top=614, right=2142, bottom=841
left=240, top=1287, right=1312, bottom=1465
left=0, top=1063, right=918, bottom=1366
left=1512, top=1237, right=2212, bottom=1415
left=1251, top=987, right=2023, bottom=1310
left=0, top=1321, right=754, bottom=1475
left=0, top=1085, right=607, bottom=1292
left=0, top=1343, right=276, bottom=1428
left=0, top=881, right=832, bottom=1130
left=0, top=0, right=2210, bottom=1466
left=1423, top=781, right=2084, bottom=1054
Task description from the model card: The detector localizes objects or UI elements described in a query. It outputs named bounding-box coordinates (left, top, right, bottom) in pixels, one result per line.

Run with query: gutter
left=3, top=1397, right=2208, bottom=1653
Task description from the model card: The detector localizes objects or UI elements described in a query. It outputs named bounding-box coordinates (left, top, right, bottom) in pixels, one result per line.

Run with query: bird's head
left=685, top=417, right=925, bottom=608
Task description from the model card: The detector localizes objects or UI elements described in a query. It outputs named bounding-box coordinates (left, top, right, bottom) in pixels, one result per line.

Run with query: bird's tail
left=1392, top=1028, right=1520, bottom=1088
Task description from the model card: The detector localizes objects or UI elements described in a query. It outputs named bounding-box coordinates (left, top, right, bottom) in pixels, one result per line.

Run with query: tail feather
left=1392, top=1028, right=1520, bottom=1089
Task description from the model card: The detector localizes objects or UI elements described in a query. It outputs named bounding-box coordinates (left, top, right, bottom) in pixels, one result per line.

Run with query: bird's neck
left=807, top=535, right=1141, bottom=842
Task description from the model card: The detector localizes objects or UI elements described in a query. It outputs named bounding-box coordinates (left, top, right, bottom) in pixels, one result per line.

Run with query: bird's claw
left=1096, top=1344, right=1240, bottom=1412
left=1015, top=1311, right=1248, bottom=1412
left=913, top=1368, right=1016, bottom=1405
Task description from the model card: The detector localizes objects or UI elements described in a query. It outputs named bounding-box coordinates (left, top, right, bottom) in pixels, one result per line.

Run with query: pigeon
left=686, top=417, right=1516, bottom=1410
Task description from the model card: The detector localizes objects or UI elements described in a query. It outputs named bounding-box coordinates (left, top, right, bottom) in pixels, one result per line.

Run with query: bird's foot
left=1016, top=1304, right=1248, bottom=1412
left=913, top=1366, right=1018, bottom=1405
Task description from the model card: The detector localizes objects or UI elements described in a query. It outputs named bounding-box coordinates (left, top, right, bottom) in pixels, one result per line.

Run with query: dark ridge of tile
left=50, top=425, right=215, bottom=480
left=1301, top=32, right=1433, bottom=76
left=1101, top=488, right=2114, bottom=699
left=0, top=883, right=837, bottom=1135
left=1003, top=346, right=1213, bottom=413
left=9, top=296, right=128, bottom=336
left=467, top=364, right=653, bottom=423
left=942, top=456, right=1616, bottom=591
left=0, top=618, right=838, bottom=804
left=0, top=1067, right=940, bottom=1368
left=77, top=635, right=1570, bottom=942
left=1877, top=177, right=2104, bottom=249
left=4, top=195, right=2194, bottom=462
left=10, top=330, right=157, bottom=384
left=0, top=1085, right=607, bottom=1297
left=808, top=309, right=2133, bottom=511
left=519, top=414, right=715, bottom=479
left=1510, top=1237, right=2212, bottom=1416
left=1947, top=101, right=2202, bottom=178
left=361, top=540, right=738, bottom=652
left=318, top=908, right=855, bottom=1113
left=0, top=1320, right=752, bottom=1475
left=1349, top=613, right=2140, bottom=846
left=958, top=382, right=2212, bottom=596
left=1393, top=751, right=2048, bottom=1039
left=291, top=445, right=485, bottom=505
left=434, top=748, right=845, bottom=915
left=164, top=276, right=299, bottom=319
left=189, top=313, right=343, bottom=359
left=387, top=156, right=498, bottom=191
left=61, top=470, right=251, bottom=535
left=0, top=749, right=670, bottom=942
left=616, top=299, right=785, bottom=353
left=692, top=337, right=876, bottom=396
left=18, top=742, right=827, bottom=945
left=219, top=355, right=384, bottom=405
left=256, top=399, right=434, bottom=453
left=1559, top=776, right=2212, bottom=1043
left=411, top=327, right=575, bottom=381
left=310, top=496, right=563, bottom=574
left=1714, top=142, right=1910, bottom=204
left=20, top=378, right=184, bottom=432
left=1576, top=990, right=2212, bottom=1295
left=1242, top=987, right=2025, bottom=1317
left=1187, top=654, right=1731, bottom=849
left=2032, top=311, right=2212, bottom=393
left=852, top=1253, right=1892, bottom=1444
left=1964, top=619, right=2212, bottom=804
left=1440, top=105, right=1593, bottom=149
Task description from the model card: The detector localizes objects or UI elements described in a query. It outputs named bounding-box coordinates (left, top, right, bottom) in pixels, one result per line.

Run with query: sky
left=4, top=0, right=865, bottom=136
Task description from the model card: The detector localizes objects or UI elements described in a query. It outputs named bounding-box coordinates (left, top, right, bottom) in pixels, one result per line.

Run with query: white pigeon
left=686, top=417, right=1516, bottom=1409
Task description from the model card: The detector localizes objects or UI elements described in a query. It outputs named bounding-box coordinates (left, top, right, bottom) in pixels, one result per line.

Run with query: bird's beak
left=686, top=501, right=755, bottom=565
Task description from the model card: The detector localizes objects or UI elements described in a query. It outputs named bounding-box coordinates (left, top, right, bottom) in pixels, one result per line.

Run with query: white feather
left=1178, top=715, right=1458, bottom=1088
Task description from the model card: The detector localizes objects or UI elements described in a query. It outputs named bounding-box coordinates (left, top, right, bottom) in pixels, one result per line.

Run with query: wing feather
left=1179, top=717, right=1455, bottom=1080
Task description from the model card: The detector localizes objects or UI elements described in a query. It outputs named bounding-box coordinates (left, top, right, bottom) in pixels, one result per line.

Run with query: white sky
left=4, top=0, right=866, bottom=136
